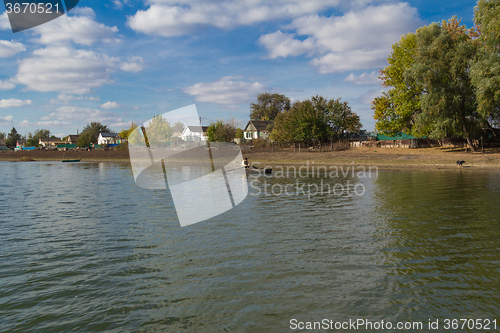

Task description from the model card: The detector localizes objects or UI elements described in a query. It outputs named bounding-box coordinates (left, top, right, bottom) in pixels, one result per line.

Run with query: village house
left=39, top=137, right=65, bottom=147
left=181, top=126, right=208, bottom=141
left=243, top=120, right=273, bottom=140
left=97, top=132, right=120, bottom=145
left=0, top=139, right=7, bottom=150
left=65, top=135, right=80, bottom=145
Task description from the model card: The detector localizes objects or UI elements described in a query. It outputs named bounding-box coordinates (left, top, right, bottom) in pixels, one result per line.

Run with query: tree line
left=373, top=0, right=500, bottom=152
left=207, top=92, right=362, bottom=143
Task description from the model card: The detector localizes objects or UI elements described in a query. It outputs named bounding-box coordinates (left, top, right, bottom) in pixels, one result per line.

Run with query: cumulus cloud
left=183, top=76, right=266, bottom=104
left=15, top=46, right=119, bottom=94
left=0, top=79, right=15, bottom=90
left=0, top=115, right=13, bottom=125
left=101, top=101, right=122, bottom=109
left=127, top=0, right=355, bottom=37
left=343, top=71, right=380, bottom=85
left=119, top=56, right=144, bottom=73
left=0, top=98, right=32, bottom=108
left=32, top=7, right=120, bottom=45
left=0, top=12, right=10, bottom=30
left=44, top=106, right=127, bottom=127
left=259, top=3, right=423, bottom=73
left=0, top=40, right=26, bottom=57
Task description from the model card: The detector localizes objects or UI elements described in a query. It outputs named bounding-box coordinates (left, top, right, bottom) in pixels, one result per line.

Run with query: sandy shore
left=2, top=146, right=500, bottom=171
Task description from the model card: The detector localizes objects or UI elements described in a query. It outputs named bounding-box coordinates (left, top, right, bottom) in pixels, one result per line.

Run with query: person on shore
left=242, top=157, right=249, bottom=168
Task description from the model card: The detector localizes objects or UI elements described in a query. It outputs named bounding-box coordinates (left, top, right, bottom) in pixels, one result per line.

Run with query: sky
left=0, top=0, right=479, bottom=137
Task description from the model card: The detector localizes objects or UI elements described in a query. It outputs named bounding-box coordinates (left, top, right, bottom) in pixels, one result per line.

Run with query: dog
left=456, top=160, right=465, bottom=167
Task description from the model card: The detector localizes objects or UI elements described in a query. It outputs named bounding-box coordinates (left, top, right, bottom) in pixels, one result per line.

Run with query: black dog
left=457, top=160, right=465, bottom=166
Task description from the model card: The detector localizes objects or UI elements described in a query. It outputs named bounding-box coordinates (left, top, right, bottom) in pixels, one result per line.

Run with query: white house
left=243, top=120, right=273, bottom=140
left=181, top=126, right=208, bottom=141
left=98, top=132, right=120, bottom=145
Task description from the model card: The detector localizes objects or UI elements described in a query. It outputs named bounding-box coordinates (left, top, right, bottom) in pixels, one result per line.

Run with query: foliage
left=373, top=32, right=423, bottom=136
left=470, top=0, right=500, bottom=127
left=0, top=132, right=6, bottom=140
left=27, top=129, right=50, bottom=147
left=118, top=123, right=138, bottom=140
left=408, top=18, right=480, bottom=151
left=77, top=132, right=96, bottom=148
left=250, top=92, right=291, bottom=120
left=172, top=121, right=185, bottom=133
left=144, top=115, right=172, bottom=146
left=235, top=128, right=244, bottom=139
left=81, top=122, right=111, bottom=139
left=207, top=120, right=237, bottom=142
left=6, top=127, right=21, bottom=148
left=271, top=96, right=361, bottom=143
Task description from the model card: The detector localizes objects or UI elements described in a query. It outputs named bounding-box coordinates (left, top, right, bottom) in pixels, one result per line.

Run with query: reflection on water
left=1, top=162, right=499, bottom=332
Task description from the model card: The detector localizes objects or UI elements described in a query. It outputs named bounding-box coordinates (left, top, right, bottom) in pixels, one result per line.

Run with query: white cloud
left=183, top=76, right=266, bottom=104
left=358, top=87, right=388, bottom=104
left=127, top=0, right=355, bottom=37
left=258, top=31, right=316, bottom=58
left=0, top=115, right=13, bottom=125
left=45, top=106, right=127, bottom=127
left=101, top=101, right=122, bottom=109
left=344, top=71, right=380, bottom=85
left=0, top=98, right=32, bottom=108
left=57, top=94, right=101, bottom=102
left=0, top=12, right=10, bottom=30
left=119, top=56, right=144, bottom=73
left=259, top=3, right=423, bottom=73
left=0, top=40, right=26, bottom=57
left=113, top=0, right=131, bottom=9
left=32, top=7, right=120, bottom=46
left=0, top=79, right=15, bottom=90
left=15, top=46, right=119, bottom=94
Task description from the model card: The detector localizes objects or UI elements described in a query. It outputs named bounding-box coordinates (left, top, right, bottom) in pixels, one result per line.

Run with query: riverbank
left=2, top=147, right=500, bottom=171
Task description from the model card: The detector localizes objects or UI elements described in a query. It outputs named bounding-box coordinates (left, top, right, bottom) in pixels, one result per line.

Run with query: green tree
left=270, top=96, right=360, bottom=143
left=144, top=115, right=172, bottom=146
left=81, top=122, right=111, bottom=139
left=207, top=120, right=237, bottom=142
left=250, top=92, right=291, bottom=120
left=77, top=132, right=96, bottom=148
left=5, top=127, right=21, bottom=148
left=118, top=123, right=138, bottom=140
left=373, top=32, right=423, bottom=136
left=470, top=0, right=500, bottom=128
left=0, top=132, right=5, bottom=140
left=172, top=121, right=185, bottom=133
left=26, top=129, right=50, bottom=147
left=408, top=18, right=480, bottom=151
left=235, top=128, right=244, bottom=139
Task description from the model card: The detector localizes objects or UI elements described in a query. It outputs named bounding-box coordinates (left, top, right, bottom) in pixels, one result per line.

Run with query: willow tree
left=373, top=32, right=423, bottom=136
left=250, top=92, right=291, bottom=120
left=471, top=0, right=500, bottom=129
left=408, top=18, right=480, bottom=151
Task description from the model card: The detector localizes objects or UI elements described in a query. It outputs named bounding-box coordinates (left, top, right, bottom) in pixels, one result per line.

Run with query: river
left=1, top=161, right=499, bottom=332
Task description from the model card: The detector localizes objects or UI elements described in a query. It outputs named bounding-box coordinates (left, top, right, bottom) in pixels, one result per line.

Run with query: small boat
left=61, top=159, right=81, bottom=163
left=246, top=167, right=272, bottom=174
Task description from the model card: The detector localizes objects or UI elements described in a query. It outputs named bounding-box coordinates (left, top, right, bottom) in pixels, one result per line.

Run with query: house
left=0, top=139, right=6, bottom=150
left=16, top=140, right=26, bottom=148
left=243, top=120, right=274, bottom=140
left=39, top=137, right=65, bottom=147
left=98, top=132, right=120, bottom=145
left=66, top=135, right=80, bottom=144
left=181, top=126, right=208, bottom=141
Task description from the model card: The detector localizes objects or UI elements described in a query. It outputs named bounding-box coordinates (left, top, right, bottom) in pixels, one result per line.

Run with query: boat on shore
left=61, top=159, right=81, bottom=163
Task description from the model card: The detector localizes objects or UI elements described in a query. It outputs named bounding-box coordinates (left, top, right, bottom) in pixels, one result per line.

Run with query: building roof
left=67, top=135, right=80, bottom=141
left=0, top=139, right=6, bottom=146
left=39, top=137, right=64, bottom=142
left=244, top=120, right=274, bottom=132
left=99, top=132, right=119, bottom=138
left=184, top=126, right=208, bottom=133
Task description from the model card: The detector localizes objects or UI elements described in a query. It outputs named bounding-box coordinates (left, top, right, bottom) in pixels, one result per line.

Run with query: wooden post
left=294, top=142, right=296, bottom=152
left=299, top=143, right=301, bottom=153
left=273, top=141, right=275, bottom=152
left=319, top=141, right=321, bottom=152
left=481, top=136, right=484, bottom=153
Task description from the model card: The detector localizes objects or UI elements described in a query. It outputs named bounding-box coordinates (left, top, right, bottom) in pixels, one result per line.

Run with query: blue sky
left=0, top=0, right=478, bottom=137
